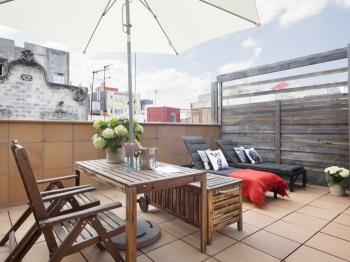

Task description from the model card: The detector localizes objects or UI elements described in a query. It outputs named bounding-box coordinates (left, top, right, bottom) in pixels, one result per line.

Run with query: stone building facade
left=0, top=37, right=69, bottom=84
left=0, top=49, right=88, bottom=120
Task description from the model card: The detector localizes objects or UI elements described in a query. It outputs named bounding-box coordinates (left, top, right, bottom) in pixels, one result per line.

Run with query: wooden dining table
left=75, top=159, right=207, bottom=262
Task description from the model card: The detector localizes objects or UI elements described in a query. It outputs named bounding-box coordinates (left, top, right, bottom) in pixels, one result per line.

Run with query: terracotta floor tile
left=265, top=220, right=316, bottom=243
left=218, top=222, right=259, bottom=241
left=146, top=240, right=208, bottom=262
left=334, top=213, right=350, bottom=227
left=141, top=229, right=177, bottom=253
left=306, top=232, right=350, bottom=261
left=251, top=199, right=302, bottom=219
left=159, top=218, right=198, bottom=238
left=214, top=242, right=279, bottom=262
left=282, top=212, right=328, bottom=231
left=0, top=211, right=9, bottom=223
left=242, top=230, right=300, bottom=260
left=23, top=242, right=86, bottom=262
left=243, top=210, right=276, bottom=228
left=183, top=231, right=237, bottom=256
left=309, top=196, right=350, bottom=213
left=0, top=236, right=9, bottom=254
left=287, top=189, right=328, bottom=204
left=82, top=245, right=143, bottom=262
left=344, top=207, right=350, bottom=215
left=321, top=222, right=350, bottom=242
left=204, top=257, right=219, bottom=262
left=242, top=201, right=255, bottom=211
left=297, top=205, right=339, bottom=221
left=139, top=208, right=175, bottom=224
left=0, top=220, right=11, bottom=236
left=286, top=245, right=346, bottom=262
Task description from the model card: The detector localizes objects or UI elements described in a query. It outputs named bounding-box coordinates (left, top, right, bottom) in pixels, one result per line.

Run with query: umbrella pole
left=125, top=0, right=134, bottom=144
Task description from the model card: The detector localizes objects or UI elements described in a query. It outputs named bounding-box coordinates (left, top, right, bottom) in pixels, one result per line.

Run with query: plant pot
left=329, top=183, right=346, bottom=196
left=106, top=147, right=124, bottom=163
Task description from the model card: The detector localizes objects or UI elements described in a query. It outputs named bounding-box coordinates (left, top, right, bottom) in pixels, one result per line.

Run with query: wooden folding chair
left=8, top=141, right=125, bottom=262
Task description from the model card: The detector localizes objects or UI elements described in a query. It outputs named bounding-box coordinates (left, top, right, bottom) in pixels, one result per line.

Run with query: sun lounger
left=215, top=139, right=307, bottom=192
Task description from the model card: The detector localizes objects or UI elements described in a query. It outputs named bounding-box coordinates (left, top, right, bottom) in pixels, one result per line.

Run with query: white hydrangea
left=101, top=128, right=115, bottom=139
left=93, top=137, right=106, bottom=149
left=114, top=125, right=128, bottom=137
left=339, top=168, right=350, bottom=178
left=93, top=119, right=106, bottom=130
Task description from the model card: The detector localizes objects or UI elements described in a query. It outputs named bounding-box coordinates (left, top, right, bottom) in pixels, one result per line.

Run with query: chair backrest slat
left=10, top=141, right=48, bottom=220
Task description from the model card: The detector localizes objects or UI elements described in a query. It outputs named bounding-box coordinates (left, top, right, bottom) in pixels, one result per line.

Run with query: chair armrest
left=40, top=185, right=94, bottom=197
left=39, top=202, right=122, bottom=226
left=41, top=186, right=95, bottom=202
left=36, top=175, right=78, bottom=185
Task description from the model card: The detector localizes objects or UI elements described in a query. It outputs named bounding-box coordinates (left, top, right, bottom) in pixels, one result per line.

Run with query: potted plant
left=324, top=166, right=349, bottom=196
left=92, top=117, right=144, bottom=163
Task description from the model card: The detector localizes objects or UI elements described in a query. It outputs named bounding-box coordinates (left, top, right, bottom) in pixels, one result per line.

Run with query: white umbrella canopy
left=0, top=0, right=260, bottom=54
left=0, top=0, right=260, bottom=144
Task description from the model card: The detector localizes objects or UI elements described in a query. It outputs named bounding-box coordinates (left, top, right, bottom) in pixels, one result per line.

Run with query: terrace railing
left=214, top=45, right=350, bottom=185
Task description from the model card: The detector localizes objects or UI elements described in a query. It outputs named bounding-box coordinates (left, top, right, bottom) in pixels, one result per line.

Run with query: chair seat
left=52, top=210, right=125, bottom=245
left=44, top=192, right=99, bottom=211
left=232, top=162, right=304, bottom=175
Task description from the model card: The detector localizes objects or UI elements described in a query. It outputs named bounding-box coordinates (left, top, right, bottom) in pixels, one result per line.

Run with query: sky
left=0, top=0, right=350, bottom=109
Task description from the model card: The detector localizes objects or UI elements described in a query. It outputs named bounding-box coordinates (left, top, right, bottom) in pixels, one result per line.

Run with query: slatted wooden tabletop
left=75, top=159, right=206, bottom=189
left=189, top=173, right=242, bottom=190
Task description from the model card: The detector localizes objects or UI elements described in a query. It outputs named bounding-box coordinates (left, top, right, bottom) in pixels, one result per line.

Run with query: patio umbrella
left=0, top=0, right=260, bottom=140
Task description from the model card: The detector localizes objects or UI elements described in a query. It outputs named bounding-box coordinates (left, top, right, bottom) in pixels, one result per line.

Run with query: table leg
left=126, top=187, right=137, bottom=262
left=238, top=185, right=243, bottom=231
left=200, top=174, right=207, bottom=253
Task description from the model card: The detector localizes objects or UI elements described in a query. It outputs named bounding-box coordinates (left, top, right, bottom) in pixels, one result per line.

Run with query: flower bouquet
left=324, top=166, right=349, bottom=196
left=92, top=117, right=144, bottom=163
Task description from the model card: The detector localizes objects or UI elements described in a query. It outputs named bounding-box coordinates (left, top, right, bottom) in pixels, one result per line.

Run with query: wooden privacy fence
left=214, top=45, right=350, bottom=185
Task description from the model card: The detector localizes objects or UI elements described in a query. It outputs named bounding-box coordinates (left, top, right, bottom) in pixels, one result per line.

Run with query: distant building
left=147, top=107, right=180, bottom=123
left=190, top=93, right=212, bottom=124
left=0, top=37, right=69, bottom=84
left=91, top=85, right=141, bottom=118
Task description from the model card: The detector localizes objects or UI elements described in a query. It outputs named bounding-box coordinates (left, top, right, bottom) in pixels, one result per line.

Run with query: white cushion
left=197, top=150, right=211, bottom=170
left=205, top=149, right=229, bottom=171
left=244, top=148, right=263, bottom=164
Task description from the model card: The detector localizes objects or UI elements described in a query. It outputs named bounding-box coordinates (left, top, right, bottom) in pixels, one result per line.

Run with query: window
left=0, top=59, right=6, bottom=76
left=170, top=112, right=176, bottom=122
left=52, top=73, right=65, bottom=84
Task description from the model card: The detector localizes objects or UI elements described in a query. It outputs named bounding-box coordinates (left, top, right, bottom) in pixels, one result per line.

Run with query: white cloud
left=256, top=0, right=349, bottom=27
left=219, top=41, right=262, bottom=75
left=242, top=37, right=257, bottom=48
left=219, top=60, right=254, bottom=75
left=136, top=69, right=211, bottom=108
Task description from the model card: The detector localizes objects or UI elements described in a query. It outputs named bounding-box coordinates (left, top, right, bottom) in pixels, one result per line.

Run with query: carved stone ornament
left=19, top=50, right=36, bottom=65
left=20, top=74, right=33, bottom=82
left=72, top=87, right=87, bottom=104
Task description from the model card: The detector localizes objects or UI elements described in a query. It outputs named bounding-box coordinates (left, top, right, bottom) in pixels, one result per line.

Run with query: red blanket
left=229, top=169, right=288, bottom=206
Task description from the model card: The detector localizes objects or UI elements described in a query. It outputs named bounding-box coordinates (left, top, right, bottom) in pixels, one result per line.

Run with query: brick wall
left=0, top=120, right=220, bottom=207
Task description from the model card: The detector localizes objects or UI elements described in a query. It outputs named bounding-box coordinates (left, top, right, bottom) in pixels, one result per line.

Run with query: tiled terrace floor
left=1, top=184, right=350, bottom=262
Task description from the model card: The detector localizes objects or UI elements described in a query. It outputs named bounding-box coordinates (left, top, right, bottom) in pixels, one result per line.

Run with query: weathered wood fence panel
left=217, top=46, right=350, bottom=185
left=221, top=94, right=349, bottom=184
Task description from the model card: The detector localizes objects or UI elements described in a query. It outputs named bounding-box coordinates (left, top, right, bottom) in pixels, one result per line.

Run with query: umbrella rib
left=82, top=0, right=118, bottom=53
left=138, top=0, right=179, bottom=55
left=199, top=0, right=261, bottom=26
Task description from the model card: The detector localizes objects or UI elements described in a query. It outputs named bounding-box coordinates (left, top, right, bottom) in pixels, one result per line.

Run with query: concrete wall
left=0, top=60, right=88, bottom=121
left=0, top=120, right=220, bottom=207
left=0, top=37, right=69, bottom=84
